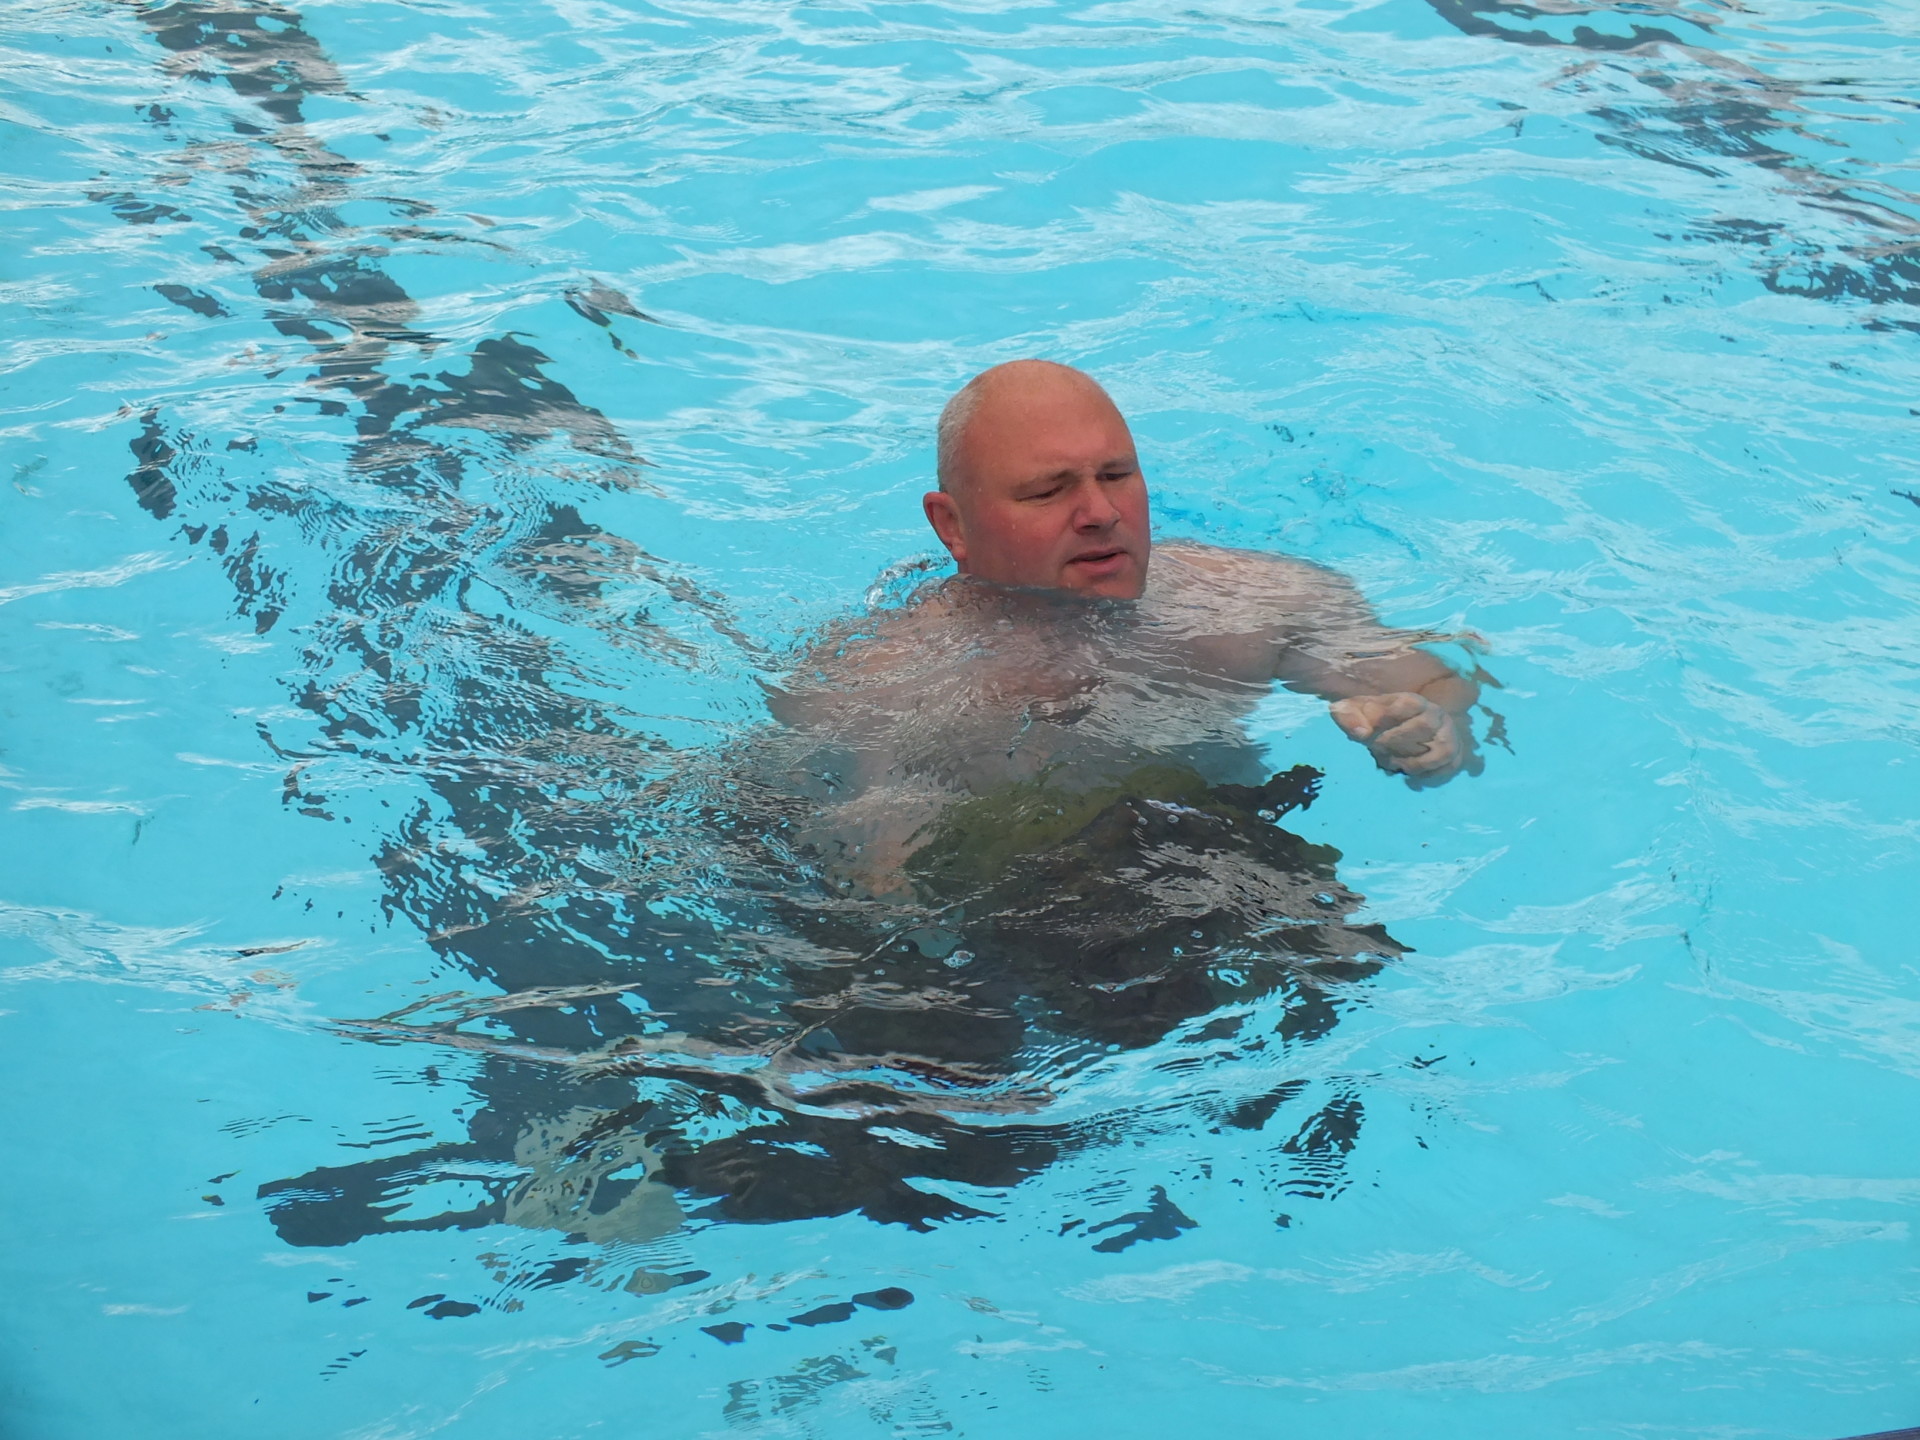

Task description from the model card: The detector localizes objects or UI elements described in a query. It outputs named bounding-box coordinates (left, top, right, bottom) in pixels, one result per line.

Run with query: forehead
left=960, top=377, right=1135, bottom=476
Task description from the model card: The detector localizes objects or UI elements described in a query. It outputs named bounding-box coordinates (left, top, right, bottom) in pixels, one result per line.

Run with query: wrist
left=1417, top=673, right=1477, bottom=715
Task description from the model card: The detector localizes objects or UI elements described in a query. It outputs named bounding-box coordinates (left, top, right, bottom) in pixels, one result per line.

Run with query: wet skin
left=922, top=365, right=1152, bottom=600
left=917, top=361, right=1478, bottom=785
left=778, top=363, right=1483, bottom=895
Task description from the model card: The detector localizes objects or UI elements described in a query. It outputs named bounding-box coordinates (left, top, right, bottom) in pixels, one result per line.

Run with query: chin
left=1064, top=564, right=1145, bottom=600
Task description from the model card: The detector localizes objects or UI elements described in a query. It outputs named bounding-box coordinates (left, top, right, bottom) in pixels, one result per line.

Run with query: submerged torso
left=758, top=542, right=1353, bottom=892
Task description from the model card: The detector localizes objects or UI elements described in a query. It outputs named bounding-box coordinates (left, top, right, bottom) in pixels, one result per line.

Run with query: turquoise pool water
left=3, top=0, right=1918, bottom=1434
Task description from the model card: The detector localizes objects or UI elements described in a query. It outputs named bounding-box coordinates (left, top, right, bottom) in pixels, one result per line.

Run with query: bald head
left=936, top=360, right=1120, bottom=497
left=923, top=360, right=1151, bottom=599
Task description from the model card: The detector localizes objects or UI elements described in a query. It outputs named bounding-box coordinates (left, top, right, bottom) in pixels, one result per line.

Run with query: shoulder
left=1151, top=541, right=1360, bottom=613
left=768, top=586, right=956, bottom=727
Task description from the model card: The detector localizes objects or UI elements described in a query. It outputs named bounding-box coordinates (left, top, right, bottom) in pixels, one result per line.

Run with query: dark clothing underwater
left=259, top=765, right=1402, bottom=1244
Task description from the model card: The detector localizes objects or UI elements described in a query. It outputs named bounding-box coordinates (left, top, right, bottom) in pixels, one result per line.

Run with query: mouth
left=1065, top=547, right=1129, bottom=573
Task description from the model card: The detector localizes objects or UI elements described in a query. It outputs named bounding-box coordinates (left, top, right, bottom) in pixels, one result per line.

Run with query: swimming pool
left=3, top=0, right=1917, bottom=1433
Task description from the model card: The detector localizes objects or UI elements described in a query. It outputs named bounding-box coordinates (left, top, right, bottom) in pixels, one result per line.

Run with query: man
left=921, top=359, right=1477, bottom=774
left=262, top=361, right=1449, bottom=1244
left=769, top=358, right=1480, bottom=895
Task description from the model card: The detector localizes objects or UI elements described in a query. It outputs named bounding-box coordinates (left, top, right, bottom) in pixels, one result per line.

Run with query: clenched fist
left=1329, top=692, right=1479, bottom=786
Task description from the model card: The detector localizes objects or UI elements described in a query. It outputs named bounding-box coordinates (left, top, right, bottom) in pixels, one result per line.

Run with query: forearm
left=1203, top=551, right=1481, bottom=783
left=1293, top=645, right=1476, bottom=712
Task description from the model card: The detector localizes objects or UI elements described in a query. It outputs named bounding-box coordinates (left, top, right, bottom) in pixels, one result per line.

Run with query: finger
left=1391, top=720, right=1463, bottom=771
left=1402, top=726, right=1472, bottom=784
left=1373, top=715, right=1445, bottom=758
left=1403, top=761, right=1459, bottom=790
left=1397, top=743, right=1462, bottom=784
left=1329, top=698, right=1379, bottom=740
left=1332, top=693, right=1423, bottom=741
left=1364, top=693, right=1428, bottom=727
left=1400, top=744, right=1459, bottom=777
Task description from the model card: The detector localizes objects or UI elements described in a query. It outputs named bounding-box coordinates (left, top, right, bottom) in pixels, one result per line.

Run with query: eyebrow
left=1021, top=456, right=1137, bottom=485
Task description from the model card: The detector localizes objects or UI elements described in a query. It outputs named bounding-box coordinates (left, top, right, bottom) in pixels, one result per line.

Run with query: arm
left=762, top=613, right=952, bottom=896
left=1270, top=567, right=1480, bottom=786
left=1316, top=660, right=1480, bottom=788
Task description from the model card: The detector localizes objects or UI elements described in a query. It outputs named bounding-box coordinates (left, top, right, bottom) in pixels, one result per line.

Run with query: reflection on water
left=1421, top=0, right=1920, bottom=329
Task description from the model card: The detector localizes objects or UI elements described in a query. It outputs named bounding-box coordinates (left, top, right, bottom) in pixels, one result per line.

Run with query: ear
left=922, top=491, right=968, bottom=568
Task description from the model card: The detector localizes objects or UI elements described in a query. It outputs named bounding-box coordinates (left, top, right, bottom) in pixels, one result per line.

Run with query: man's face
left=924, top=376, right=1151, bottom=600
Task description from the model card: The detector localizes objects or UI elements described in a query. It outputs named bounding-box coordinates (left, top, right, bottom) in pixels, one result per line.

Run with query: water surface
left=2, top=0, right=1917, bottom=1434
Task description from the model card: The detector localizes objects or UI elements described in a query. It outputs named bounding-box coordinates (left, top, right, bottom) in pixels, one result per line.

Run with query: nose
left=1071, top=476, right=1120, bottom=531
